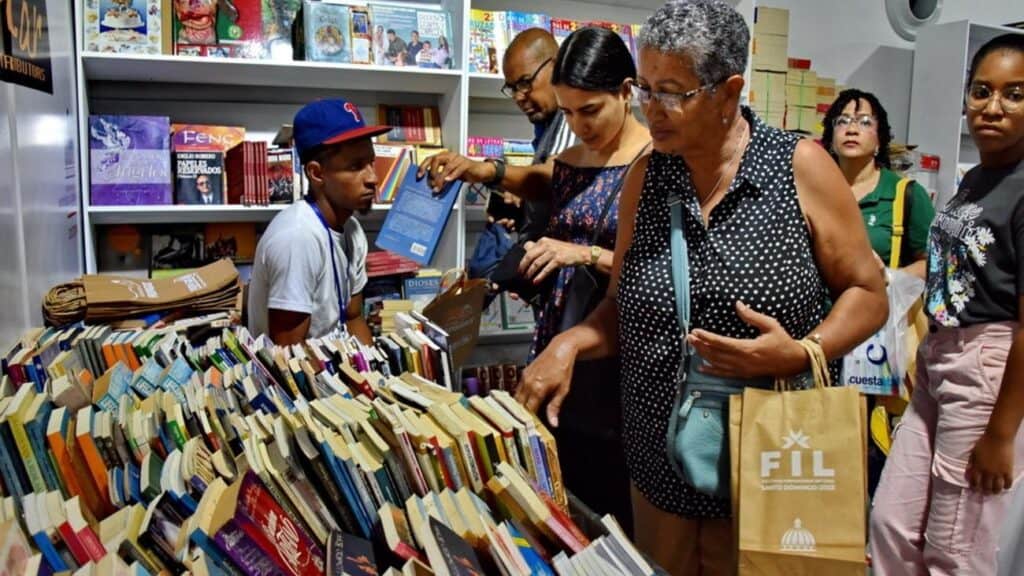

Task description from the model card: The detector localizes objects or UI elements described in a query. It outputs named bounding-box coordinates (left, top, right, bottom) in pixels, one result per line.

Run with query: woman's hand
left=968, top=432, right=1015, bottom=494
left=687, top=301, right=808, bottom=378
left=417, top=152, right=496, bottom=192
left=519, top=237, right=588, bottom=284
left=515, top=336, right=578, bottom=427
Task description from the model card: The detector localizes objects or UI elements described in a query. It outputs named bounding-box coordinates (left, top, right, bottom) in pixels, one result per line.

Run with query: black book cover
left=428, top=517, right=485, bottom=576
left=174, top=151, right=225, bottom=205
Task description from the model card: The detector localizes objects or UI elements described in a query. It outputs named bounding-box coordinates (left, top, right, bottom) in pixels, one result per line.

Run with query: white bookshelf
left=74, top=0, right=753, bottom=352
left=909, top=21, right=1024, bottom=208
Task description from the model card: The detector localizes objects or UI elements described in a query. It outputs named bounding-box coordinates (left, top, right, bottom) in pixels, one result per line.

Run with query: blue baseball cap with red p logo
left=293, top=98, right=392, bottom=161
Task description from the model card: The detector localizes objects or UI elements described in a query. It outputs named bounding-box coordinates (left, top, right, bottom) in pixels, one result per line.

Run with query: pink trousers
left=870, top=321, right=1023, bottom=575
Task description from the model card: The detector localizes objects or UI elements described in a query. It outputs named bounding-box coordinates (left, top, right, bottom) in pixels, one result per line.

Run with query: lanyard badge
left=304, top=196, right=348, bottom=328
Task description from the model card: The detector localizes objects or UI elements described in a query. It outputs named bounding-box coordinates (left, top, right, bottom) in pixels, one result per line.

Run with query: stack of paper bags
left=43, top=259, right=241, bottom=326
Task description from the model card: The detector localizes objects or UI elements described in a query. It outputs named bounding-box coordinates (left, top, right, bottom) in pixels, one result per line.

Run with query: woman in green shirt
left=823, top=89, right=935, bottom=279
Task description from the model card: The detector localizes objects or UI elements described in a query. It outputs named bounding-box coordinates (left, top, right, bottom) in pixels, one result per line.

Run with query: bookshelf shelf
left=468, top=73, right=506, bottom=100
left=81, top=53, right=463, bottom=95
left=479, top=328, right=534, bottom=344
left=87, top=204, right=288, bottom=225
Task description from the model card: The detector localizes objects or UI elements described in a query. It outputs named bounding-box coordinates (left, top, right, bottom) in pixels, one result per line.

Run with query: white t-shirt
left=248, top=201, right=368, bottom=339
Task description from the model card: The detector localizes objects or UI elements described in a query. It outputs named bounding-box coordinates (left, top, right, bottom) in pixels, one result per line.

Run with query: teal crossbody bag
left=664, top=192, right=771, bottom=498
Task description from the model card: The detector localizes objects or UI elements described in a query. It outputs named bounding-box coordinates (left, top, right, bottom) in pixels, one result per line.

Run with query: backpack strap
left=889, top=178, right=912, bottom=269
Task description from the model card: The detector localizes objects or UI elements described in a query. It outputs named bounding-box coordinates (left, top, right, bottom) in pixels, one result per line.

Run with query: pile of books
left=0, top=314, right=657, bottom=575
left=469, top=11, right=641, bottom=75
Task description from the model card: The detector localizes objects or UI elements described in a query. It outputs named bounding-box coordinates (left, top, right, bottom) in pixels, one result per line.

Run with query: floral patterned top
left=529, top=160, right=629, bottom=359
left=926, top=160, right=1024, bottom=327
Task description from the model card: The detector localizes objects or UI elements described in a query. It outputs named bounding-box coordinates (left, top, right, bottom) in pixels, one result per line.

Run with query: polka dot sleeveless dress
left=617, top=108, right=830, bottom=518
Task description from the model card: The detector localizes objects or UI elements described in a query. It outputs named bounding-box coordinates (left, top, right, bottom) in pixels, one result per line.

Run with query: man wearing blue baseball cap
left=248, top=98, right=390, bottom=345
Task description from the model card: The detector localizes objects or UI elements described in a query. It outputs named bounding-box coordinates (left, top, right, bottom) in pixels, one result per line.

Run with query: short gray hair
left=639, top=0, right=750, bottom=85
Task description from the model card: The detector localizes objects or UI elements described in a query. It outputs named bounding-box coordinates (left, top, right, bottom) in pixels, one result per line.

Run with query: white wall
left=760, top=0, right=1024, bottom=142
left=0, top=0, right=82, bottom=350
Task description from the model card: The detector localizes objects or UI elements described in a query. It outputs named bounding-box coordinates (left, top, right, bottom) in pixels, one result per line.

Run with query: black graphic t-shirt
left=926, top=160, right=1024, bottom=327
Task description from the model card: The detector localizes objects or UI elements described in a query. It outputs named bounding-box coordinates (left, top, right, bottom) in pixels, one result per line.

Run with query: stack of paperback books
left=0, top=314, right=657, bottom=575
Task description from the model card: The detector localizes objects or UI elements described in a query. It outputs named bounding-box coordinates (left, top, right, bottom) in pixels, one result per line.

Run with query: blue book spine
left=25, top=407, right=61, bottom=492
left=319, top=440, right=371, bottom=537
left=31, top=531, right=69, bottom=572
left=128, top=462, right=143, bottom=504
left=0, top=424, right=27, bottom=498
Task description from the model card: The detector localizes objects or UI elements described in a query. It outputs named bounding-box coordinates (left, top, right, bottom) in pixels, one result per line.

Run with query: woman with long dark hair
left=419, top=26, right=650, bottom=531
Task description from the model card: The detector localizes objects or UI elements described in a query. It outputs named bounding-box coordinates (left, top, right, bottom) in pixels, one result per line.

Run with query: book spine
left=55, top=521, right=92, bottom=565
left=454, top=432, right=484, bottom=493
left=321, top=445, right=372, bottom=538
left=46, top=428, right=83, bottom=500
left=0, top=422, right=29, bottom=497
left=75, top=524, right=108, bottom=562
left=9, top=415, right=47, bottom=492
left=208, top=524, right=286, bottom=576
left=31, top=531, right=70, bottom=572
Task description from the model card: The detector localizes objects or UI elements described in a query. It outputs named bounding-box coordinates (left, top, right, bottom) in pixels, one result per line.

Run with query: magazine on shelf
left=369, top=3, right=453, bottom=69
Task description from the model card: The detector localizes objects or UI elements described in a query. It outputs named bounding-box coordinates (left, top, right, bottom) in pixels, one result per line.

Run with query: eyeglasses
left=833, top=114, right=877, bottom=130
left=966, top=83, right=1024, bottom=113
left=630, top=82, right=717, bottom=111
left=500, top=58, right=553, bottom=98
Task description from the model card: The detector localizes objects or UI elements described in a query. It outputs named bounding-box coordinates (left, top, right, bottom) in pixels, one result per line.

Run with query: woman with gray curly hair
left=516, top=0, right=887, bottom=572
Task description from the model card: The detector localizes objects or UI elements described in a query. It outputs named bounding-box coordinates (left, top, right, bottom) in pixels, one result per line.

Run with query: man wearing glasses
left=419, top=28, right=575, bottom=241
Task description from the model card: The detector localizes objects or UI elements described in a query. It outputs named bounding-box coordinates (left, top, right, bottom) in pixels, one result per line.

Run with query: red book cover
left=259, top=142, right=269, bottom=206
left=226, top=145, right=244, bottom=204
left=401, top=108, right=419, bottom=143
left=534, top=487, right=590, bottom=549
left=244, top=143, right=253, bottom=206
left=236, top=470, right=325, bottom=576
left=67, top=496, right=108, bottom=562
left=55, top=519, right=92, bottom=565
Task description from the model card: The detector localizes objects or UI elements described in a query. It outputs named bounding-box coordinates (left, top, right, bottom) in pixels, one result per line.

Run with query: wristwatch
left=589, top=245, right=602, bottom=266
left=484, top=158, right=506, bottom=186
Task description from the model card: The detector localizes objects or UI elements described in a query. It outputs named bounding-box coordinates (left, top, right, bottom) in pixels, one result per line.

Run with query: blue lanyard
left=304, top=196, right=348, bottom=326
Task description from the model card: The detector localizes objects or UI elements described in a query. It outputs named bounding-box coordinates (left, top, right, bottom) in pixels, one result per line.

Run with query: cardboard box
left=752, top=33, right=788, bottom=72
left=754, top=7, right=789, bottom=36
left=786, top=68, right=818, bottom=87
left=785, top=106, right=820, bottom=133
left=785, top=84, right=818, bottom=108
left=788, top=57, right=812, bottom=70
left=749, top=70, right=787, bottom=110
left=762, top=111, right=785, bottom=130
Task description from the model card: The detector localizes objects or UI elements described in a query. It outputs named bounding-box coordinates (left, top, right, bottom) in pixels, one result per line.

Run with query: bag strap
left=589, top=142, right=652, bottom=244
left=668, top=192, right=691, bottom=348
left=774, top=338, right=831, bottom=391
left=889, top=178, right=912, bottom=269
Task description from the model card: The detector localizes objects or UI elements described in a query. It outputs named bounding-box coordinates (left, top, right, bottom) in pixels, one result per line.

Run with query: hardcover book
left=216, top=0, right=266, bottom=58
left=89, top=115, right=172, bottom=206
left=171, top=125, right=246, bottom=153
left=174, top=151, right=225, bottom=205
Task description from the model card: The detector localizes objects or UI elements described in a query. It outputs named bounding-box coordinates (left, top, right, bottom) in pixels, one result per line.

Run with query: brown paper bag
left=737, top=382, right=867, bottom=576
left=422, top=270, right=487, bottom=369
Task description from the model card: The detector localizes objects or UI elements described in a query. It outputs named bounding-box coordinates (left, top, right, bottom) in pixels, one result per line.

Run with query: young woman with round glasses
left=870, top=33, right=1024, bottom=575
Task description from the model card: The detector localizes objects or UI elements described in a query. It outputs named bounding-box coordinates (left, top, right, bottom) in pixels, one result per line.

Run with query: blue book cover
left=403, top=275, right=442, bottom=310
left=25, top=402, right=61, bottom=493
left=374, top=171, right=458, bottom=265
left=506, top=522, right=556, bottom=575
left=318, top=438, right=372, bottom=537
